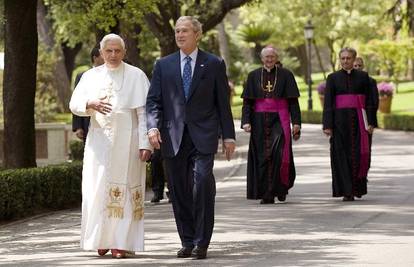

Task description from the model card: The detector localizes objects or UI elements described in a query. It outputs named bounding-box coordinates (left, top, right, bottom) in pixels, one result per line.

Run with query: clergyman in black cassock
left=241, top=46, right=301, bottom=204
left=353, top=57, right=379, bottom=169
left=323, top=48, right=377, bottom=201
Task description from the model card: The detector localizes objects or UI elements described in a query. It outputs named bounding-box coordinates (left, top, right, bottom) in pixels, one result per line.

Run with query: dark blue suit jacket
left=146, top=50, right=235, bottom=157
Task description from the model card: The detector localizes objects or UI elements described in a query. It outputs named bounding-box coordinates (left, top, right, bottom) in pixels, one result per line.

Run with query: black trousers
left=151, top=149, right=165, bottom=197
left=164, top=129, right=216, bottom=248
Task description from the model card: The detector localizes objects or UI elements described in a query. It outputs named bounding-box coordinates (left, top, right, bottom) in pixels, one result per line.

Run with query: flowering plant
left=377, top=82, right=394, bottom=97
left=317, top=81, right=326, bottom=95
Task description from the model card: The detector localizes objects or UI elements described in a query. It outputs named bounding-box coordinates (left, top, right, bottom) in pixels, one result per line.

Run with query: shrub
left=301, top=110, right=322, bottom=124
left=378, top=113, right=414, bottom=131
left=69, top=140, right=85, bottom=161
left=0, top=162, right=82, bottom=221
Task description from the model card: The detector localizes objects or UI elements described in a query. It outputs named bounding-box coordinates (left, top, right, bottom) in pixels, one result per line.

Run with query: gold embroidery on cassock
left=107, top=183, right=126, bottom=219
left=131, top=186, right=144, bottom=221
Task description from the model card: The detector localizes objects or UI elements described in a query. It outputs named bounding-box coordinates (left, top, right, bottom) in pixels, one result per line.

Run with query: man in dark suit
left=72, top=46, right=104, bottom=142
left=146, top=16, right=236, bottom=259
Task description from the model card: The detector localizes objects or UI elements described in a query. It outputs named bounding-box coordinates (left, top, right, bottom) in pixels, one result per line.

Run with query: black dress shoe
left=166, top=191, right=172, bottom=203
left=260, top=198, right=275, bottom=204
left=342, top=196, right=355, bottom=201
left=191, top=246, right=207, bottom=259
left=277, top=195, right=286, bottom=202
left=177, top=247, right=193, bottom=258
left=151, top=194, right=163, bottom=203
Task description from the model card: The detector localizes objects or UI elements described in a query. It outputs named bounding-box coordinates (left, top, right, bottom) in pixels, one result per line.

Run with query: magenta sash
left=335, top=94, right=369, bottom=178
left=254, top=98, right=291, bottom=186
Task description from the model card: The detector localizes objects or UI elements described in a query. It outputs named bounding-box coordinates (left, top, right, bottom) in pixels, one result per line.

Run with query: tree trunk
left=62, top=42, right=82, bottom=82
left=36, top=0, right=53, bottom=47
left=3, top=0, right=38, bottom=168
left=122, top=24, right=142, bottom=67
left=289, top=45, right=308, bottom=79
left=216, top=22, right=230, bottom=72
left=95, top=22, right=121, bottom=44
left=159, top=35, right=178, bottom=57
left=145, top=0, right=252, bottom=57
left=313, top=39, right=326, bottom=80
left=326, top=38, right=337, bottom=72
left=408, top=0, right=414, bottom=80
left=37, top=0, right=71, bottom=112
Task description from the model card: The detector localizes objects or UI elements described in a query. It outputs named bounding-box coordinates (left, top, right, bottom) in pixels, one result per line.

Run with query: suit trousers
left=151, top=149, right=165, bottom=197
left=164, top=128, right=216, bottom=248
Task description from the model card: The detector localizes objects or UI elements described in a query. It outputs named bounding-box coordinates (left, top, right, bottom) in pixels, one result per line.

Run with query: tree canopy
left=238, top=0, right=395, bottom=73
left=44, top=0, right=156, bottom=46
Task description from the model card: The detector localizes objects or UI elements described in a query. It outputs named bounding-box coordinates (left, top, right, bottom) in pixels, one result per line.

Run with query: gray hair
left=100, top=33, right=125, bottom=50
left=339, top=47, right=357, bottom=58
left=175, top=16, right=203, bottom=35
left=260, top=46, right=278, bottom=58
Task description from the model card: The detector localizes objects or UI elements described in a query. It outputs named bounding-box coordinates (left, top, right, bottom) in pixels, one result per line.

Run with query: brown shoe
left=97, top=249, right=109, bottom=256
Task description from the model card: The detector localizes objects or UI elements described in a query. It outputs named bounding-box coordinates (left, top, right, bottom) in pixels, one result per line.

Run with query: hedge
left=301, top=110, right=323, bottom=124
left=0, top=162, right=83, bottom=221
left=379, top=113, right=414, bottom=131
left=69, top=140, right=85, bottom=161
left=299, top=110, right=414, bottom=131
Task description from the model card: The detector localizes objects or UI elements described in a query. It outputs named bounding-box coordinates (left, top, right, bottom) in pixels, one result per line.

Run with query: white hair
left=100, top=33, right=125, bottom=50
left=260, top=46, right=278, bottom=58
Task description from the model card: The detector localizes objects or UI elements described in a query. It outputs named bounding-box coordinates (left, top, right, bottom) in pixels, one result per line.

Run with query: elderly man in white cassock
left=69, top=33, right=152, bottom=259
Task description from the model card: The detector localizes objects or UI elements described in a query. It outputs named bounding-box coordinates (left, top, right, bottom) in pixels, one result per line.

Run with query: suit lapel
left=173, top=52, right=185, bottom=100
left=187, top=49, right=207, bottom=101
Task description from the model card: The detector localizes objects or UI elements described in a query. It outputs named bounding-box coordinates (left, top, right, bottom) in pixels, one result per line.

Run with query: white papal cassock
left=69, top=62, right=151, bottom=252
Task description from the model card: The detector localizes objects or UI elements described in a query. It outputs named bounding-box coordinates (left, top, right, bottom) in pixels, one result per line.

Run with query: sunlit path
left=1, top=123, right=413, bottom=266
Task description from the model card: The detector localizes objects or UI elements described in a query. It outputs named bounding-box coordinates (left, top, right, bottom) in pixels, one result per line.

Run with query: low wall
left=0, top=123, right=77, bottom=166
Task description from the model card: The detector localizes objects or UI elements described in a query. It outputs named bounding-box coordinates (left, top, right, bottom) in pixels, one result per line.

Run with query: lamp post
left=304, top=20, right=314, bottom=110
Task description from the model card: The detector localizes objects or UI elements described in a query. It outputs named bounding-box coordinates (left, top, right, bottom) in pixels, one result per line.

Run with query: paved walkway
left=1, top=123, right=414, bottom=266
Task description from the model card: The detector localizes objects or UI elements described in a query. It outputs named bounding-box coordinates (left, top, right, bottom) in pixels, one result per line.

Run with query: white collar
left=263, top=66, right=275, bottom=72
left=180, top=48, right=198, bottom=62
left=105, top=61, right=124, bottom=72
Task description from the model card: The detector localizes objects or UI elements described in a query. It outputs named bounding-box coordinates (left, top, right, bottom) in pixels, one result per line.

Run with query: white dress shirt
left=180, top=48, right=198, bottom=77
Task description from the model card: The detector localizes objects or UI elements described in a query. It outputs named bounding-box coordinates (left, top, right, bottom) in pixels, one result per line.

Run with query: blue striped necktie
left=182, top=56, right=192, bottom=100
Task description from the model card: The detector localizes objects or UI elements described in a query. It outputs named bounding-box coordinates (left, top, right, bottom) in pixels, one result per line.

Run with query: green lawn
left=52, top=73, right=414, bottom=124
left=296, top=74, right=414, bottom=114
left=231, top=73, right=414, bottom=119
left=392, top=82, right=414, bottom=114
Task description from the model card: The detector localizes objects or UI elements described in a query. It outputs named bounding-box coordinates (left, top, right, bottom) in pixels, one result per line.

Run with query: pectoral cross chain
left=106, top=81, right=114, bottom=102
